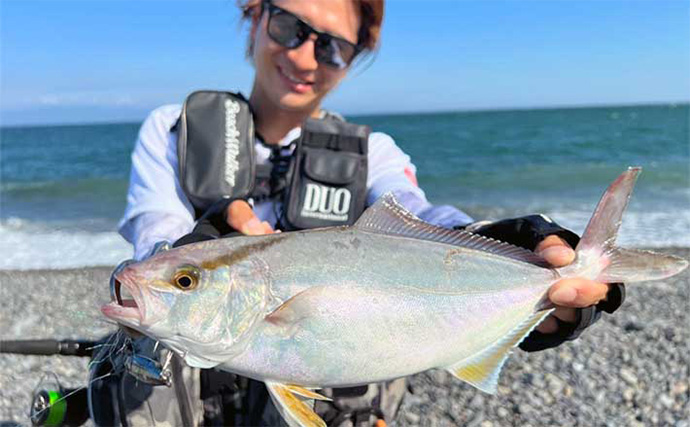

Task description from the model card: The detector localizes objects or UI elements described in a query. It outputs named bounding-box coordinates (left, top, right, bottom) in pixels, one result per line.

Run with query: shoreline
left=2, top=248, right=688, bottom=425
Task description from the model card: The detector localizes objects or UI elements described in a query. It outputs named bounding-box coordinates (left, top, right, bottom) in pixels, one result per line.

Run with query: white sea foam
left=542, top=208, right=690, bottom=249
left=1, top=207, right=687, bottom=271
left=0, top=220, right=132, bottom=270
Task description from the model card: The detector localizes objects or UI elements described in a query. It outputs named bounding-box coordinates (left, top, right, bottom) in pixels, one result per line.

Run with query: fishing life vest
left=175, top=90, right=370, bottom=231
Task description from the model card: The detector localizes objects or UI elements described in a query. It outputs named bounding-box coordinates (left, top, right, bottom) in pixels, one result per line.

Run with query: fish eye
left=172, top=265, right=200, bottom=290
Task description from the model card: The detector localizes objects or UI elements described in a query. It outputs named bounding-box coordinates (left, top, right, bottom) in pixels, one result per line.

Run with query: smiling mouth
left=278, top=66, right=314, bottom=88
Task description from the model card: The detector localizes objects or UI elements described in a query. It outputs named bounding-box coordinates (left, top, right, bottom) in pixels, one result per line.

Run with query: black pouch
left=282, top=118, right=369, bottom=230
left=176, top=91, right=256, bottom=215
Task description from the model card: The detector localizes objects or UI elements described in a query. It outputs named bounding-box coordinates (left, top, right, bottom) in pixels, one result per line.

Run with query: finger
left=226, top=200, right=256, bottom=231
left=552, top=306, right=578, bottom=323
left=261, top=221, right=275, bottom=234
left=549, top=278, right=609, bottom=308
left=225, top=201, right=274, bottom=236
left=241, top=217, right=269, bottom=236
left=535, top=306, right=578, bottom=333
left=536, top=316, right=558, bottom=334
left=224, top=200, right=269, bottom=236
left=535, top=235, right=575, bottom=267
left=535, top=234, right=571, bottom=252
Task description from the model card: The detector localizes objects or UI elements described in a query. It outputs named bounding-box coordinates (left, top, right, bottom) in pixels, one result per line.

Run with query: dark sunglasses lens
left=267, top=6, right=358, bottom=69
left=315, top=37, right=356, bottom=69
left=268, top=11, right=304, bottom=48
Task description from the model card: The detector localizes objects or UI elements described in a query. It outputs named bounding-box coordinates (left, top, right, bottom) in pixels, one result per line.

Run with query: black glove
left=173, top=198, right=243, bottom=247
left=458, top=214, right=625, bottom=352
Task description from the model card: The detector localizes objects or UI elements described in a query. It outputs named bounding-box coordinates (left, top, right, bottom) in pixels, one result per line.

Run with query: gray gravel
left=1, top=248, right=689, bottom=426
left=1, top=267, right=115, bottom=426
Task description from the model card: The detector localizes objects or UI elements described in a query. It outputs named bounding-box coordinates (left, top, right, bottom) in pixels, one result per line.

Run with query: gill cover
left=158, top=256, right=274, bottom=369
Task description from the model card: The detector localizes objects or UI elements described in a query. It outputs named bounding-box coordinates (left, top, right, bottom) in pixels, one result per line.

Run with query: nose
left=285, top=35, right=319, bottom=71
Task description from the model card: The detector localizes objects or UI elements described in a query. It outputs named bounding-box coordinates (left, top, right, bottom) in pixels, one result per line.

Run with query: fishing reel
left=30, top=374, right=89, bottom=427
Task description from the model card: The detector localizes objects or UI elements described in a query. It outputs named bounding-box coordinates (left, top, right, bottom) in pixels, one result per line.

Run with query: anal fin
left=265, top=381, right=328, bottom=427
left=446, top=309, right=553, bottom=394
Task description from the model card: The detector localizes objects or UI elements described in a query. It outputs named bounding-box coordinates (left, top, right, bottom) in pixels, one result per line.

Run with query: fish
left=102, top=167, right=688, bottom=427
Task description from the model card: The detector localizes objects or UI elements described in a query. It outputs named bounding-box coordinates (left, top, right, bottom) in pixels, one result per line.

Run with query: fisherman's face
left=251, top=0, right=360, bottom=113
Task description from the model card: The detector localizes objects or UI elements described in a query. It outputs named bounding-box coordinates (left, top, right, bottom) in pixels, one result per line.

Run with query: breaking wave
left=0, top=218, right=132, bottom=270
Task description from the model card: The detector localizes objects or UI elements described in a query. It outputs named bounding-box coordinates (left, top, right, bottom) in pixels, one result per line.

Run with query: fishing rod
left=0, top=339, right=94, bottom=426
left=0, top=339, right=97, bottom=357
left=2, top=337, right=173, bottom=426
left=2, top=249, right=174, bottom=426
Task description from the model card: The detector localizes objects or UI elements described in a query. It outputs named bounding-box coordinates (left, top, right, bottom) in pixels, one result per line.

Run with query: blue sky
left=1, top=0, right=689, bottom=125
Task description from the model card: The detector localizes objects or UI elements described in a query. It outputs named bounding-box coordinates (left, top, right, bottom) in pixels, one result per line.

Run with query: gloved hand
left=173, top=199, right=277, bottom=247
left=464, top=214, right=625, bottom=352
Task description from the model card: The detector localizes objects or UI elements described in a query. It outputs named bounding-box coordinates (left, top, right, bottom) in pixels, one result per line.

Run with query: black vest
left=174, top=90, right=370, bottom=231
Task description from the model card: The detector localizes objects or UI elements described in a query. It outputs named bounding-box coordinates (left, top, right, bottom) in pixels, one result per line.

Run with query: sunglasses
left=262, top=1, right=361, bottom=70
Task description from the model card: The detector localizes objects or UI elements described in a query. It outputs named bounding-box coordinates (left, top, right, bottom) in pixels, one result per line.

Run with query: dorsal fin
left=355, top=193, right=551, bottom=267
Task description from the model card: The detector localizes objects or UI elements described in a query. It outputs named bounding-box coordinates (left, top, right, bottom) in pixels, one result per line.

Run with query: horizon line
left=2, top=100, right=688, bottom=129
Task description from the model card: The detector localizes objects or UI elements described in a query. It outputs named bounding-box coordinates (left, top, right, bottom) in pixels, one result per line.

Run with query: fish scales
left=213, top=228, right=559, bottom=303
left=226, top=282, right=549, bottom=387
left=103, top=168, right=689, bottom=427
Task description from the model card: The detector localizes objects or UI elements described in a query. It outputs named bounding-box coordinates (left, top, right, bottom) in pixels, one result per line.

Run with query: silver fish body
left=210, top=227, right=558, bottom=387
left=103, top=168, right=688, bottom=427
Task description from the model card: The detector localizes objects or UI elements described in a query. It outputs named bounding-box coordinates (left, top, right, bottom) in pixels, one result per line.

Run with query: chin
left=275, top=92, right=322, bottom=113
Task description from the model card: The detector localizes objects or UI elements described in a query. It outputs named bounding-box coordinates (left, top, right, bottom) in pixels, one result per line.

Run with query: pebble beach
left=1, top=247, right=689, bottom=426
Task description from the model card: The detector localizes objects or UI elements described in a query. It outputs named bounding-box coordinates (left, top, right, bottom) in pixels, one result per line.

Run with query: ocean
left=1, top=104, right=688, bottom=270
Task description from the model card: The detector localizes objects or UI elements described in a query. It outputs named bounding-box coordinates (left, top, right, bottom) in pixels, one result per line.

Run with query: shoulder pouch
left=283, top=118, right=370, bottom=230
left=176, top=91, right=256, bottom=215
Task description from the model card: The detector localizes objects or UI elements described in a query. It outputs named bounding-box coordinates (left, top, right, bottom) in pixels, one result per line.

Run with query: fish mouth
left=101, top=267, right=145, bottom=324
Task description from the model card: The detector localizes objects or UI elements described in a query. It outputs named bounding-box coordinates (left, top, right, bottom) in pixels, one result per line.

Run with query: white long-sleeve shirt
left=119, top=105, right=473, bottom=259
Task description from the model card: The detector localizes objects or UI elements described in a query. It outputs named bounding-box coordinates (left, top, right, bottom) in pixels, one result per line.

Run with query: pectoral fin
left=265, top=381, right=329, bottom=427
left=446, top=309, right=553, bottom=394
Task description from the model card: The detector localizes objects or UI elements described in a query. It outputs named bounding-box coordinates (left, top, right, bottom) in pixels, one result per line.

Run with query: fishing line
left=87, top=331, right=126, bottom=370
left=28, top=371, right=115, bottom=422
